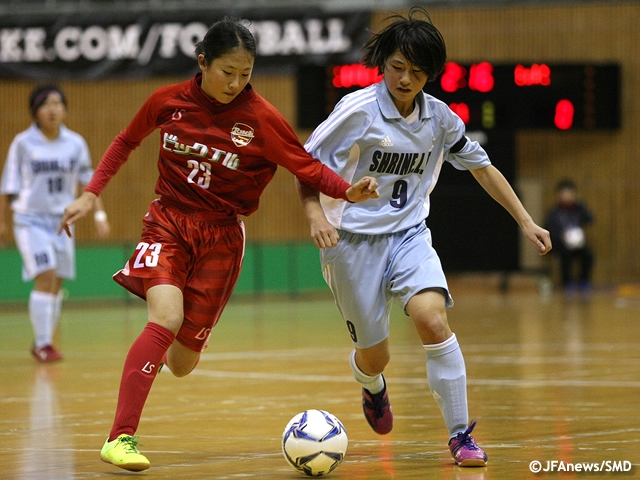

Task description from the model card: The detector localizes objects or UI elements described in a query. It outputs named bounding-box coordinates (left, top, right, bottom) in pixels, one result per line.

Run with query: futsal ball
left=282, top=409, right=348, bottom=476
left=563, top=226, right=586, bottom=250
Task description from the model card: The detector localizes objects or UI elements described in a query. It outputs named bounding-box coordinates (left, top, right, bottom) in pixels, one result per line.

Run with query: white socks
left=29, top=291, right=58, bottom=348
left=53, top=291, right=63, bottom=331
left=349, top=349, right=385, bottom=394
left=424, top=333, right=469, bottom=438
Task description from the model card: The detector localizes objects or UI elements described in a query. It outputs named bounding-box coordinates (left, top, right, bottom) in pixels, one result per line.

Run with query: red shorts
left=114, top=199, right=245, bottom=352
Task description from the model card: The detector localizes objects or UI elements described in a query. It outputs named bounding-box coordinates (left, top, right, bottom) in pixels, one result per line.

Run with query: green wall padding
left=0, top=242, right=328, bottom=303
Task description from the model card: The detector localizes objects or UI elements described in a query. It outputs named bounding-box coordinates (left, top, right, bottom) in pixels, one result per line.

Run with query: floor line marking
left=190, top=370, right=640, bottom=388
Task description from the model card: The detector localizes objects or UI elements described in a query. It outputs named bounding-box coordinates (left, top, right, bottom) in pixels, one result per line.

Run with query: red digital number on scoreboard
left=449, top=102, right=470, bottom=124
left=514, top=64, right=551, bottom=86
left=554, top=99, right=574, bottom=129
left=440, top=61, right=495, bottom=93
left=332, top=64, right=382, bottom=88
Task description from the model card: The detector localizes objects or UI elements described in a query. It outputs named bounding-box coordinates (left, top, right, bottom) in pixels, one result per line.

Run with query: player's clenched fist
left=346, top=176, right=379, bottom=202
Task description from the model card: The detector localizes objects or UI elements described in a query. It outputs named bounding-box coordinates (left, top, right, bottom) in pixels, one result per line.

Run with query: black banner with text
left=0, top=10, right=371, bottom=79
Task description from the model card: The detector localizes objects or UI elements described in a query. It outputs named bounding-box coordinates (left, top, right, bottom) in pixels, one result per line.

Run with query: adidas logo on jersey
left=379, top=135, right=393, bottom=147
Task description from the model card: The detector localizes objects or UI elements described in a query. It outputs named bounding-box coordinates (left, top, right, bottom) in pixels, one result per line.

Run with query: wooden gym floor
left=1, top=279, right=639, bottom=479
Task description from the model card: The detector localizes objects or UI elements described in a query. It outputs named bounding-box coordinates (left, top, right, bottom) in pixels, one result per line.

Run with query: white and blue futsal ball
left=282, top=409, right=348, bottom=476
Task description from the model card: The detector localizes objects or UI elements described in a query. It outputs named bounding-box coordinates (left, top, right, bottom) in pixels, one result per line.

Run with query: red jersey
left=85, top=73, right=350, bottom=218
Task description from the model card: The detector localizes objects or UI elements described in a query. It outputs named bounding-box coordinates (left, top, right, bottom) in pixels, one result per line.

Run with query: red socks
left=109, top=322, right=175, bottom=440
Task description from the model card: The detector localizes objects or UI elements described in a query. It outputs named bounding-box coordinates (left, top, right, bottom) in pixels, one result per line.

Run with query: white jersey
left=305, top=81, right=491, bottom=235
left=1, top=123, right=94, bottom=216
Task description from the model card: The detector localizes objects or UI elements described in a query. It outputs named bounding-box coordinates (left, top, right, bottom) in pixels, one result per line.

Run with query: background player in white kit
left=0, top=85, right=110, bottom=362
left=297, top=7, right=552, bottom=467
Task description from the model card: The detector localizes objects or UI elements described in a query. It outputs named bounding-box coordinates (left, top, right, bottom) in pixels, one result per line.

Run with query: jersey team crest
left=230, top=123, right=255, bottom=147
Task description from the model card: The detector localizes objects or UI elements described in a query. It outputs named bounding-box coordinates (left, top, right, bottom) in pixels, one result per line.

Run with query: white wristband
left=94, top=210, right=107, bottom=222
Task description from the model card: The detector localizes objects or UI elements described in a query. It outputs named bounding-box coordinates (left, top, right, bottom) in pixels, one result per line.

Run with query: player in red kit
left=59, top=17, right=379, bottom=472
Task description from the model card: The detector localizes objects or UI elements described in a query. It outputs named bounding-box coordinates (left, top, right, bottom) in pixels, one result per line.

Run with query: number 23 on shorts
left=133, top=242, right=162, bottom=268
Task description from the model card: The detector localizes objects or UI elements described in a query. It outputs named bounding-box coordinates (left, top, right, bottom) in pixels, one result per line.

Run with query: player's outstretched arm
left=470, top=165, right=552, bottom=255
left=58, top=191, right=98, bottom=237
left=295, top=178, right=340, bottom=249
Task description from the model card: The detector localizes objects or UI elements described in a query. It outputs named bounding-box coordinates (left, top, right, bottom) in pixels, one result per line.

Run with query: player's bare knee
left=149, top=314, right=183, bottom=335
left=169, top=367, right=188, bottom=378
left=167, top=361, right=196, bottom=378
left=413, top=313, right=451, bottom=344
left=166, top=346, right=200, bottom=377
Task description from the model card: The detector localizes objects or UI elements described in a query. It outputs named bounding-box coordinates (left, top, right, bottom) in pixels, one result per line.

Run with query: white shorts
left=321, top=222, right=452, bottom=349
left=13, top=212, right=75, bottom=281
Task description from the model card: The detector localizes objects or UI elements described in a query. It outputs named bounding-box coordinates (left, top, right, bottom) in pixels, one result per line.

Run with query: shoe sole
left=456, top=458, right=488, bottom=467
left=32, top=356, right=63, bottom=363
left=365, top=417, right=393, bottom=435
left=101, top=456, right=150, bottom=471
left=31, top=351, right=64, bottom=362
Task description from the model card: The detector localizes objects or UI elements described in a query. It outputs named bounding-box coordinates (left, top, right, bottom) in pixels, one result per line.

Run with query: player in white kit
left=0, top=85, right=110, bottom=362
left=297, top=7, right=552, bottom=467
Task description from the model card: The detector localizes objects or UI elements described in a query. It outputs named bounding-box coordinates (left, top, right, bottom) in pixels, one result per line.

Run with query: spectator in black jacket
left=545, top=179, right=594, bottom=295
